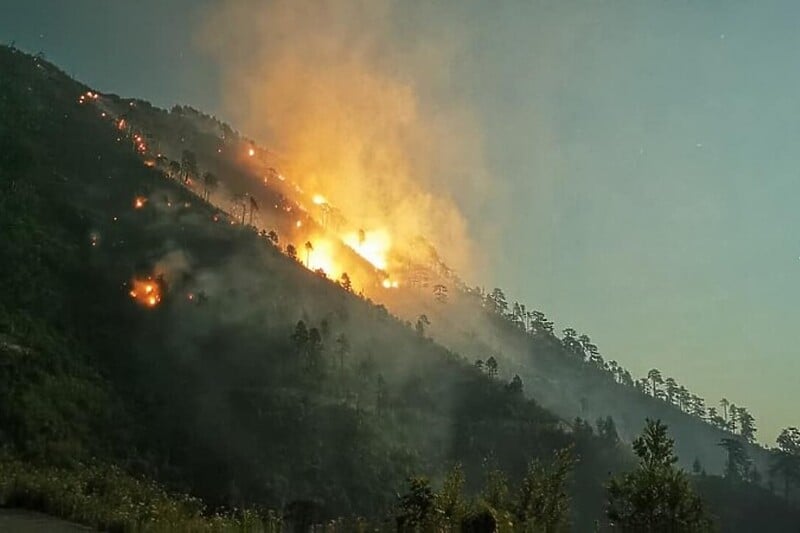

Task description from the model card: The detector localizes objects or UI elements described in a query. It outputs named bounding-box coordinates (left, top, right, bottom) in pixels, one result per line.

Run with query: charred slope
left=1, top=46, right=798, bottom=530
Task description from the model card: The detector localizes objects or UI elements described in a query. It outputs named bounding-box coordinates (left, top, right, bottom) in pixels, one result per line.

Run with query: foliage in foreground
left=0, top=456, right=282, bottom=532
left=0, top=450, right=576, bottom=532
left=396, top=449, right=574, bottom=532
left=607, top=419, right=712, bottom=532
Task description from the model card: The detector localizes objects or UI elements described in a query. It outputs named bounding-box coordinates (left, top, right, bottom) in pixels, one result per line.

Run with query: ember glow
left=134, top=196, right=147, bottom=209
left=129, top=278, right=161, bottom=308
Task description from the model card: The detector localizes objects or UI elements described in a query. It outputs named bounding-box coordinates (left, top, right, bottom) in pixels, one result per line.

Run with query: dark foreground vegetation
left=1, top=45, right=799, bottom=531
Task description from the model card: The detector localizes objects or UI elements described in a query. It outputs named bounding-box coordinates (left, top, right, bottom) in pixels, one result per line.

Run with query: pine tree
left=607, top=419, right=711, bottom=531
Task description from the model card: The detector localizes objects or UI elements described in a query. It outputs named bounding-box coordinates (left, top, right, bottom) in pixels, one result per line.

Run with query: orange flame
left=129, top=278, right=161, bottom=308
left=343, top=229, right=390, bottom=271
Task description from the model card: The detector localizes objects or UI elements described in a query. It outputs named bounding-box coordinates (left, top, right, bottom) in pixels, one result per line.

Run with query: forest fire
left=343, top=229, right=390, bottom=271
left=304, top=238, right=338, bottom=276
left=128, top=278, right=161, bottom=308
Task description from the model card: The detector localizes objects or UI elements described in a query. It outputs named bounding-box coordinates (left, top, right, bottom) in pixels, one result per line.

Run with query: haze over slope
left=1, top=43, right=799, bottom=531
left=2, top=0, right=797, bottom=441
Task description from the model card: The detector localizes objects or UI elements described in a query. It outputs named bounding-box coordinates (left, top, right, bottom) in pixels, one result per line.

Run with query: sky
left=1, top=0, right=798, bottom=443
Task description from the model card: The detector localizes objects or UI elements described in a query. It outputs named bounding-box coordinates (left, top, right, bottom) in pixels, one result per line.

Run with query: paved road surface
left=0, top=509, right=92, bottom=532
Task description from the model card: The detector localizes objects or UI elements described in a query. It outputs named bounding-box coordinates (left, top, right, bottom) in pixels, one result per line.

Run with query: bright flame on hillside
left=129, top=278, right=161, bottom=308
left=312, top=194, right=327, bottom=205
left=305, top=238, right=339, bottom=277
left=343, top=229, right=390, bottom=271
left=248, top=147, right=256, bottom=157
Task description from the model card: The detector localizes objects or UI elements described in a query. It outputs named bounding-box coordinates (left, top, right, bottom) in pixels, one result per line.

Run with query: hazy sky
left=2, top=1, right=798, bottom=442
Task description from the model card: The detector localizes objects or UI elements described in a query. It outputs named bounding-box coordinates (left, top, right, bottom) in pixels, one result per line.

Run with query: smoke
left=196, top=0, right=488, bottom=277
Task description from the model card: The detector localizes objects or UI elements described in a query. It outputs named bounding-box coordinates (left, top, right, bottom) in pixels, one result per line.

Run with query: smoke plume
left=197, top=0, right=488, bottom=277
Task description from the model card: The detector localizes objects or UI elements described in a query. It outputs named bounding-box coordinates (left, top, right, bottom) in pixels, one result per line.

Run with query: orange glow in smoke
left=134, top=196, right=147, bottom=209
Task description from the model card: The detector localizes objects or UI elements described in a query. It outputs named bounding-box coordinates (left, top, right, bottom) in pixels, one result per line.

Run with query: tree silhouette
left=334, top=333, right=349, bottom=376
left=720, top=398, right=730, bottom=425
left=290, top=320, right=309, bottom=356
left=396, top=477, right=438, bottom=530
left=561, top=328, right=582, bottom=358
left=506, top=374, right=524, bottom=395
left=737, top=407, right=756, bottom=443
left=248, top=195, right=259, bottom=225
left=304, top=240, right=313, bottom=267
left=530, top=310, right=554, bottom=336
left=596, top=416, right=620, bottom=447
left=168, top=160, right=181, bottom=180
left=339, top=272, right=353, bottom=292
left=607, top=419, right=711, bottom=531
left=306, top=327, right=323, bottom=374
left=719, top=437, right=750, bottom=481
left=514, top=448, right=574, bottom=531
left=578, top=334, right=601, bottom=365
left=689, top=394, right=706, bottom=419
left=664, top=377, right=679, bottom=405
left=438, top=464, right=467, bottom=527
left=770, top=427, right=800, bottom=500
left=677, top=386, right=691, bottom=412
left=484, top=288, right=508, bottom=315
left=180, top=149, right=197, bottom=184
left=729, top=404, right=739, bottom=433
left=415, top=314, right=430, bottom=338
left=432, top=283, right=448, bottom=304
left=647, top=369, right=663, bottom=398
left=485, top=356, right=498, bottom=378
left=285, top=244, right=298, bottom=261
left=201, top=171, right=217, bottom=201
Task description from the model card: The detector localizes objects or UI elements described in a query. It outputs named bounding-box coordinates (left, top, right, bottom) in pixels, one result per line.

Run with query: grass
left=0, top=456, right=283, bottom=532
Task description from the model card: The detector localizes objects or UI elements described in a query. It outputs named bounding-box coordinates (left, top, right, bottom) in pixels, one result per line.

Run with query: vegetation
left=0, top=44, right=798, bottom=531
left=607, top=420, right=711, bottom=531
left=0, top=456, right=282, bottom=532
left=479, top=287, right=760, bottom=445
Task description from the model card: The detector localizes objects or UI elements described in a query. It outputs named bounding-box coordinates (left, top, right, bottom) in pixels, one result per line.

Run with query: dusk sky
left=2, top=0, right=798, bottom=442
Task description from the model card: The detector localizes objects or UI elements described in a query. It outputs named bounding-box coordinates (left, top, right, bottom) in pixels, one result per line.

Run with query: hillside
left=1, top=45, right=798, bottom=531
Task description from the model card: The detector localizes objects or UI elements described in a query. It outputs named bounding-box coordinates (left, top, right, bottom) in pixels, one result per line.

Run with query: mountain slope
left=1, top=45, right=798, bottom=530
